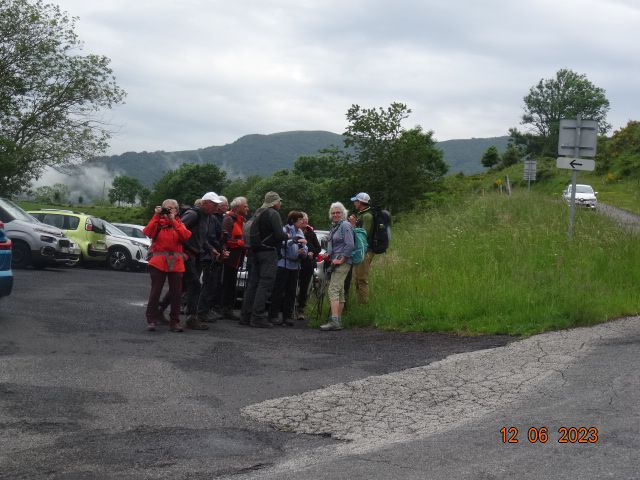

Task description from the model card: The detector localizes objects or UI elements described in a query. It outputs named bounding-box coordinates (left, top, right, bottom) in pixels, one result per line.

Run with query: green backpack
left=351, top=226, right=368, bottom=265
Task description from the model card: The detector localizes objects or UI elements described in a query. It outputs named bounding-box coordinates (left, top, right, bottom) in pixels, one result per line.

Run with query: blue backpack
left=351, top=226, right=368, bottom=265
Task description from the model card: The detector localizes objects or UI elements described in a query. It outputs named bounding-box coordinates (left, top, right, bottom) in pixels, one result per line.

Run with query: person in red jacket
left=143, top=199, right=192, bottom=332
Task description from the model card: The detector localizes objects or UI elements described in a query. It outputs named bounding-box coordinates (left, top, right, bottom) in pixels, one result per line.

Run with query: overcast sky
left=52, top=0, right=640, bottom=156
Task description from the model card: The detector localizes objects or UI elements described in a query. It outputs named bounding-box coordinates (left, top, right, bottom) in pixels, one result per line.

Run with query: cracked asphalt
left=1, top=267, right=638, bottom=479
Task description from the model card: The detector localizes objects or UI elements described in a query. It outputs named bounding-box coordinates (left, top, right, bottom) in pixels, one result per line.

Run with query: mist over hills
left=87, top=131, right=510, bottom=187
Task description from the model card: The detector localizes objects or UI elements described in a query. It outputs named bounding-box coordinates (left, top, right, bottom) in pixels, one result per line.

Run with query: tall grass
left=344, top=191, right=640, bottom=336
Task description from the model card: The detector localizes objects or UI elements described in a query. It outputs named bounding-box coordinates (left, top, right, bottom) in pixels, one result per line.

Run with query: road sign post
left=557, top=115, right=598, bottom=239
left=523, top=159, right=536, bottom=191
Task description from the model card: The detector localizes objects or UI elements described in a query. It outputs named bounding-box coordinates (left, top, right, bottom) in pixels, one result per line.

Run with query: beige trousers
left=353, top=251, right=375, bottom=304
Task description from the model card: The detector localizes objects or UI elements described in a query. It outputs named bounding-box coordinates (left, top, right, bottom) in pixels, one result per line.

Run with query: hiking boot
left=169, top=322, right=184, bottom=332
left=250, top=318, right=274, bottom=328
left=208, top=309, right=223, bottom=322
left=147, top=322, right=157, bottom=332
left=320, top=317, right=343, bottom=331
left=222, top=307, right=240, bottom=321
left=186, top=315, right=209, bottom=330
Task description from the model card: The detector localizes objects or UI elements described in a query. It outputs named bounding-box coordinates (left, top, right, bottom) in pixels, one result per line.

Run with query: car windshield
left=575, top=185, right=594, bottom=194
left=0, top=198, right=37, bottom=223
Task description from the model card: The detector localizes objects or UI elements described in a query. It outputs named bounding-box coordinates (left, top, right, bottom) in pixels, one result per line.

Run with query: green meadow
left=341, top=191, right=640, bottom=336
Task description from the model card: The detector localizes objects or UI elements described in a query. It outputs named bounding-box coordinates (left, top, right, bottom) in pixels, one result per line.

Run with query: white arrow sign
left=556, top=157, right=595, bottom=171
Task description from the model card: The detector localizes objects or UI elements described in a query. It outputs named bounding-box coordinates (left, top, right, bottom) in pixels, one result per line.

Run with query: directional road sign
left=556, top=157, right=595, bottom=171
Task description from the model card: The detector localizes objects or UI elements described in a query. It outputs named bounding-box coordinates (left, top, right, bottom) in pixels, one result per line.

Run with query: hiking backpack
left=369, top=207, right=392, bottom=254
left=351, top=226, right=368, bottom=265
left=242, top=207, right=268, bottom=249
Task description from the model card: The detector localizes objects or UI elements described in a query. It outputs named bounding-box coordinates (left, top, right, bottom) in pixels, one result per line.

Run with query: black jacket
left=256, top=207, right=288, bottom=249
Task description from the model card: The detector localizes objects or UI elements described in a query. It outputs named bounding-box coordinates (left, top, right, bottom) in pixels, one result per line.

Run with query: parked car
left=0, top=221, right=13, bottom=298
left=112, top=223, right=150, bottom=241
left=0, top=198, right=80, bottom=268
left=28, top=209, right=108, bottom=264
left=102, top=220, right=150, bottom=271
left=563, top=184, right=598, bottom=209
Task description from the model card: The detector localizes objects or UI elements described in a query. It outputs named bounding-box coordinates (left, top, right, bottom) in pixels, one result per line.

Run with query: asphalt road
left=1, top=266, right=512, bottom=479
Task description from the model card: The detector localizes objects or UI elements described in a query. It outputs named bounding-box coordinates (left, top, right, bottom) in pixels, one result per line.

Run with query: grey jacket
left=327, top=220, right=355, bottom=264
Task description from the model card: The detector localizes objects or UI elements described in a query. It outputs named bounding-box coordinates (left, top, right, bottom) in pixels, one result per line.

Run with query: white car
left=103, top=221, right=150, bottom=271
left=112, top=223, right=150, bottom=241
left=563, top=184, right=598, bottom=209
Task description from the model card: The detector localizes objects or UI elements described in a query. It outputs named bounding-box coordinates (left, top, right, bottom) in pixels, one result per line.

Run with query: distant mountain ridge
left=87, top=131, right=510, bottom=186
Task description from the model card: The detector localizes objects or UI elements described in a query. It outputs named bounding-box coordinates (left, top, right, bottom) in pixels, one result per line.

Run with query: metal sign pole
left=567, top=115, right=582, bottom=240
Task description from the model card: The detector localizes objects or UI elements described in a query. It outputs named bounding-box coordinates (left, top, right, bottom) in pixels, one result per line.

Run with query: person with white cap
left=350, top=191, right=375, bottom=305
left=181, top=191, right=222, bottom=330
left=240, top=191, right=288, bottom=328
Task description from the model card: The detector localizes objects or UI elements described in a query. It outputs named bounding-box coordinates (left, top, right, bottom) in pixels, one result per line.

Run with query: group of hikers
left=143, top=190, right=384, bottom=333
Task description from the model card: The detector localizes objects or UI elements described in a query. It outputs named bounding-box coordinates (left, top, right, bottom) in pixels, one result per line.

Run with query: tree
left=0, top=0, right=126, bottom=197
left=481, top=145, right=500, bottom=169
left=518, top=69, right=610, bottom=156
left=343, top=103, right=447, bottom=213
left=500, top=144, right=522, bottom=168
left=148, top=163, right=228, bottom=211
left=246, top=171, right=326, bottom=227
left=108, top=175, right=144, bottom=205
left=33, top=183, right=69, bottom=204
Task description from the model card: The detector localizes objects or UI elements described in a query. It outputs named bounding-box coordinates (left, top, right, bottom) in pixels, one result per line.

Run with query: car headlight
left=131, top=240, right=147, bottom=248
left=40, top=235, right=55, bottom=243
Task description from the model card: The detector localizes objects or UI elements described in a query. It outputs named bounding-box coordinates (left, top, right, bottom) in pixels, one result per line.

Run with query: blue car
left=0, top=221, right=13, bottom=298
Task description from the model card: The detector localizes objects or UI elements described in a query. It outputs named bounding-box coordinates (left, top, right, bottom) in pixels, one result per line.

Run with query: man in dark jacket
left=195, top=196, right=226, bottom=323
left=182, top=191, right=221, bottom=330
left=240, top=191, right=288, bottom=328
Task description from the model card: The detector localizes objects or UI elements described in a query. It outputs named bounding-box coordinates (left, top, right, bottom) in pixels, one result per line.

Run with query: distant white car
left=112, top=223, right=150, bottom=241
left=103, top=221, right=150, bottom=271
left=563, top=184, right=598, bottom=209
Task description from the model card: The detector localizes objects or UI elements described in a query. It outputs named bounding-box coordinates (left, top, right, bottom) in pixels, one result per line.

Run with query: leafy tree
left=481, top=145, right=500, bottom=169
left=108, top=175, right=144, bottom=205
left=148, top=163, right=229, bottom=212
left=500, top=144, right=522, bottom=168
left=0, top=0, right=126, bottom=197
left=33, top=183, right=69, bottom=204
left=222, top=175, right=262, bottom=204
left=517, top=69, right=610, bottom=156
left=246, top=172, right=326, bottom=227
left=343, top=103, right=447, bottom=213
left=292, top=147, right=349, bottom=181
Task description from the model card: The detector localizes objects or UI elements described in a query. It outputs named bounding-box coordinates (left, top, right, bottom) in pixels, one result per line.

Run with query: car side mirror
left=594, top=192, right=598, bottom=196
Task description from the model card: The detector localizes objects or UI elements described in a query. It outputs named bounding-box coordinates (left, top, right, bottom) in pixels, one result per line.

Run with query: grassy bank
left=343, top=191, right=640, bottom=336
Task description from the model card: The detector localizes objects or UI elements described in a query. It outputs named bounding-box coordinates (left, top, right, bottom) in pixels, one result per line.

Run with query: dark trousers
left=197, top=261, right=223, bottom=316
left=269, top=267, right=299, bottom=321
left=146, top=266, right=183, bottom=324
left=297, top=263, right=314, bottom=312
left=221, top=264, right=239, bottom=309
left=183, top=256, right=202, bottom=316
left=241, top=249, right=278, bottom=322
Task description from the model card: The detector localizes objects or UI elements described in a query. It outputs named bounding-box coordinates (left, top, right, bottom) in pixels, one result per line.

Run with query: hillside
left=86, top=131, right=509, bottom=186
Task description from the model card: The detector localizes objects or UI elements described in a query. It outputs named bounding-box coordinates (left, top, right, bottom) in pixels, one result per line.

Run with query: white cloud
left=50, top=0, right=640, bottom=154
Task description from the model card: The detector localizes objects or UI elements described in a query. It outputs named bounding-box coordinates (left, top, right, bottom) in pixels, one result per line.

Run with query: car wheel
left=108, top=247, right=131, bottom=271
left=11, top=240, right=32, bottom=269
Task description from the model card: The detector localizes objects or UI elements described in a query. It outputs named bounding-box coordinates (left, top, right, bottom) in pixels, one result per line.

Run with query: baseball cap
left=201, top=192, right=222, bottom=203
left=350, top=192, right=371, bottom=203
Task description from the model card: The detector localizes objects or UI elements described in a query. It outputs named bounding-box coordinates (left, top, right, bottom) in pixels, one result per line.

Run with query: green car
left=28, top=210, right=108, bottom=263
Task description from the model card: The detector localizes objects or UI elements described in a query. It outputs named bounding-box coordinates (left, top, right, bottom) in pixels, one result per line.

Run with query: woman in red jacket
left=143, top=199, right=192, bottom=332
